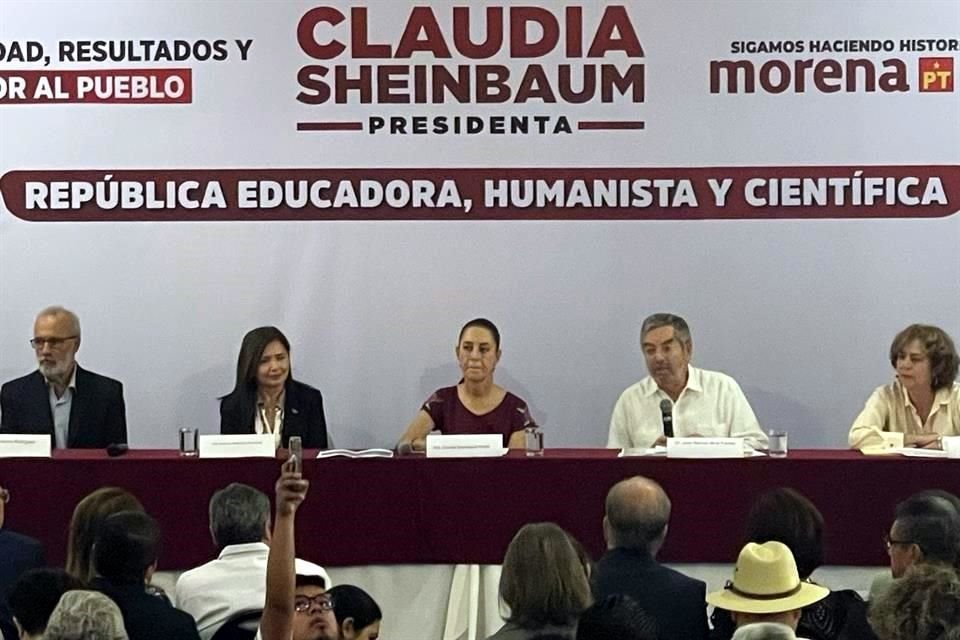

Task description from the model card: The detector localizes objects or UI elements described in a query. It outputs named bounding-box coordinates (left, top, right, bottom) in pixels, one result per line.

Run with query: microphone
left=659, top=399, right=674, bottom=438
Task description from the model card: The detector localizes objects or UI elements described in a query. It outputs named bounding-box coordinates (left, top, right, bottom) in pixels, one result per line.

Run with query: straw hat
left=706, top=541, right=829, bottom=614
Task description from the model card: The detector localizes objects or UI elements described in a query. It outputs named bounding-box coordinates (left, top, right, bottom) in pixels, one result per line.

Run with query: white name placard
left=426, top=434, right=507, bottom=458
left=666, top=437, right=745, bottom=459
left=199, top=434, right=276, bottom=459
left=0, top=434, right=51, bottom=458
left=944, top=436, right=960, bottom=459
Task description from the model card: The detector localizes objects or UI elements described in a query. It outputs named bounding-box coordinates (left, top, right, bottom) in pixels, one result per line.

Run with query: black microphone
left=659, top=399, right=674, bottom=438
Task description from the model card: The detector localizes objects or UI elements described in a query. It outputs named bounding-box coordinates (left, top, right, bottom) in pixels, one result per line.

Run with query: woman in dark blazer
left=220, top=326, right=329, bottom=448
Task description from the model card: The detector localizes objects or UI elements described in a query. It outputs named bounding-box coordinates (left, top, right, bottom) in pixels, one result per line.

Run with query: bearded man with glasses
left=1, top=306, right=127, bottom=448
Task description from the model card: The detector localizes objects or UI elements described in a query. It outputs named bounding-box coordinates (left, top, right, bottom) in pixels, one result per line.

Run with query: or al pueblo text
left=0, top=69, right=190, bottom=104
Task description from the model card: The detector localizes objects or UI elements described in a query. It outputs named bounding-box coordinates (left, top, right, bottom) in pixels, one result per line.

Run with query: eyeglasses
left=0, top=488, right=9, bottom=503
left=29, top=336, right=78, bottom=349
left=294, top=595, right=333, bottom=613
left=884, top=533, right=918, bottom=551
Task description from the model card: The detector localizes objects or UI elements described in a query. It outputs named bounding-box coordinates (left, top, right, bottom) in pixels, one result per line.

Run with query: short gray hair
left=731, top=622, right=797, bottom=640
left=209, top=483, right=270, bottom=549
left=732, top=623, right=797, bottom=640
left=36, top=306, right=81, bottom=339
left=43, top=590, right=128, bottom=640
left=640, top=313, right=690, bottom=346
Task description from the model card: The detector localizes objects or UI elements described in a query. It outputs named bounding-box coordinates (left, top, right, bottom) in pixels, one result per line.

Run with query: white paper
left=425, top=434, right=507, bottom=458
left=198, top=434, right=276, bottom=458
left=0, top=434, right=51, bottom=458
left=897, top=447, right=950, bottom=459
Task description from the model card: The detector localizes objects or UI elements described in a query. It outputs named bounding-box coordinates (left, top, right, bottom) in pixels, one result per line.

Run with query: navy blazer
left=593, top=547, right=709, bottom=640
left=0, top=528, right=45, bottom=640
left=219, top=379, right=329, bottom=448
left=92, top=579, right=200, bottom=640
left=0, top=367, right=127, bottom=448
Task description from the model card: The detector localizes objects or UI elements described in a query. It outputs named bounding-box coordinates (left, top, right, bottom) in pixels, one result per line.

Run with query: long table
left=2, top=449, right=957, bottom=570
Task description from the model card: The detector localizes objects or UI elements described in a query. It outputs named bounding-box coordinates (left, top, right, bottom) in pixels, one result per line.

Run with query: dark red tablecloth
left=1, top=449, right=957, bottom=570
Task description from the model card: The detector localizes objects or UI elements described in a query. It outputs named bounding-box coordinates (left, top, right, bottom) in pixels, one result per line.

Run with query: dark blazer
left=219, top=379, right=328, bottom=448
left=593, top=547, right=709, bottom=640
left=93, top=579, right=201, bottom=640
left=0, top=529, right=45, bottom=640
left=0, top=367, right=127, bottom=448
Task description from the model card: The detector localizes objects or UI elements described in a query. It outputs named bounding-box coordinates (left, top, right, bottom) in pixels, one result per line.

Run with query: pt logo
left=919, top=57, right=954, bottom=92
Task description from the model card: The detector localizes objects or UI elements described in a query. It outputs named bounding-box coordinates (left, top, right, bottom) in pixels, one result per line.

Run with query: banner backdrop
left=1, top=0, right=958, bottom=448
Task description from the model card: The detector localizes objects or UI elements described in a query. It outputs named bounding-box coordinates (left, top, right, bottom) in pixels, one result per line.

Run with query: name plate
left=666, top=437, right=745, bottom=459
left=0, top=434, right=51, bottom=458
left=426, top=434, right=507, bottom=458
left=198, top=434, right=275, bottom=459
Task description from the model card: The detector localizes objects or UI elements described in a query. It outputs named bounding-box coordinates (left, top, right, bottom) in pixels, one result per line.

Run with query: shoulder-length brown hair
left=65, top=487, right=144, bottom=583
left=889, top=324, right=959, bottom=391
left=499, top=522, right=592, bottom=629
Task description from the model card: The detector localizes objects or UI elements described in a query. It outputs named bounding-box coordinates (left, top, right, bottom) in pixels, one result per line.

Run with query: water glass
left=525, top=426, right=544, bottom=457
left=767, top=430, right=788, bottom=458
left=179, top=428, right=198, bottom=457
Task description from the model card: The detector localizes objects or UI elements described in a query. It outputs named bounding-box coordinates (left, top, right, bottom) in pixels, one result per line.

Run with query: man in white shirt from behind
left=608, top=313, right=767, bottom=450
left=175, top=483, right=330, bottom=640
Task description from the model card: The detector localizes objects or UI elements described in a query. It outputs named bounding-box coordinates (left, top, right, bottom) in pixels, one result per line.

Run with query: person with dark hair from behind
left=175, top=483, right=330, bottom=640
left=326, top=585, right=381, bottom=640
left=710, top=488, right=868, bottom=640
left=6, top=569, right=83, bottom=640
left=488, top=522, right=592, bottom=640
left=0, top=484, right=45, bottom=640
left=592, top=476, right=708, bottom=640
left=91, top=511, right=200, bottom=640
left=397, top=318, right=537, bottom=452
left=867, top=563, right=960, bottom=640
left=220, top=326, right=329, bottom=449
left=576, top=594, right=660, bottom=640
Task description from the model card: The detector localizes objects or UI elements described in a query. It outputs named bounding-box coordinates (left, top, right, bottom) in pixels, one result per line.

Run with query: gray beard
left=39, top=361, right=72, bottom=384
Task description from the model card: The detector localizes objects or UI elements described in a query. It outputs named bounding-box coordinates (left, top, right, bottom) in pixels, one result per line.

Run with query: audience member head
left=868, top=564, right=960, bottom=640
left=208, top=483, right=271, bottom=549
left=499, top=522, right=592, bottom=629
left=65, top=487, right=144, bottom=583
left=32, top=306, right=81, bottom=384
left=93, top=511, right=160, bottom=585
left=706, top=542, right=828, bottom=631
left=731, top=623, right=797, bottom=640
left=293, top=574, right=337, bottom=640
left=7, top=569, right=83, bottom=639
left=576, top=594, right=660, bottom=640
left=603, top=476, right=671, bottom=556
left=889, top=324, right=958, bottom=392
left=42, top=590, right=128, bottom=640
left=887, top=491, right=960, bottom=578
left=743, top=488, right=825, bottom=580
left=327, top=585, right=381, bottom=640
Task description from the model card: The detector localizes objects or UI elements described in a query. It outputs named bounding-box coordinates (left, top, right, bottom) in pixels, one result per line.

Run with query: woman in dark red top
left=398, top=318, right=535, bottom=451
